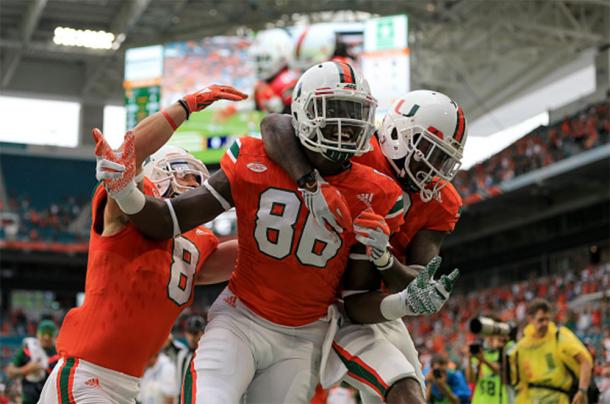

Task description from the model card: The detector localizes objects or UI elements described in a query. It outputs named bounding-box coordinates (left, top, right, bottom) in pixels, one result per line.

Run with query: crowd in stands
left=455, top=97, right=610, bottom=203
left=1, top=194, right=88, bottom=244
left=411, top=260, right=610, bottom=392
left=2, top=260, right=608, bottom=400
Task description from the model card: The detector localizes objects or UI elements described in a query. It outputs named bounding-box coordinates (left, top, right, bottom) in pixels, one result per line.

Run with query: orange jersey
left=353, top=135, right=462, bottom=262
left=56, top=180, right=219, bottom=377
left=221, top=137, right=403, bottom=326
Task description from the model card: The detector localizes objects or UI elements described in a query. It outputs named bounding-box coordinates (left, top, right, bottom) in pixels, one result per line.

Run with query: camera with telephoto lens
left=432, top=369, right=443, bottom=379
left=469, top=316, right=518, bottom=340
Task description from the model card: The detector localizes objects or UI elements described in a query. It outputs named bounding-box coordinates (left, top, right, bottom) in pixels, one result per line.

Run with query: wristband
left=162, top=110, right=178, bottom=130
left=374, top=249, right=393, bottom=270
left=113, top=182, right=146, bottom=215
left=134, top=168, right=145, bottom=183
left=380, top=289, right=408, bottom=320
left=296, top=170, right=317, bottom=191
left=178, top=99, right=190, bottom=120
left=578, top=387, right=587, bottom=394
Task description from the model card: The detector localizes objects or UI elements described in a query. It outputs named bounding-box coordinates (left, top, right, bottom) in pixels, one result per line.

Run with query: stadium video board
left=124, top=16, right=409, bottom=164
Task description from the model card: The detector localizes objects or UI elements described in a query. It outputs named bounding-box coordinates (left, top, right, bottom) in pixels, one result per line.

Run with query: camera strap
left=526, top=382, right=571, bottom=397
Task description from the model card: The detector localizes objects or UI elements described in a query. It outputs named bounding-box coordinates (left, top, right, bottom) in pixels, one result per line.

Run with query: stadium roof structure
left=1, top=0, right=609, bottom=121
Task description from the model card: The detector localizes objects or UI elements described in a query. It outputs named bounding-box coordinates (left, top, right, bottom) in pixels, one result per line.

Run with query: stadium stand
left=412, top=259, right=610, bottom=399
left=455, top=96, right=610, bottom=205
left=0, top=150, right=95, bottom=248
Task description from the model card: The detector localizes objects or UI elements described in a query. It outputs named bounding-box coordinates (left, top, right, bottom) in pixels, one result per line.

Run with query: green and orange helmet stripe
left=334, top=61, right=356, bottom=85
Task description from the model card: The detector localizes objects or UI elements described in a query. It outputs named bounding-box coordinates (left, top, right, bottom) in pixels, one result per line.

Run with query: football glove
left=380, top=256, right=459, bottom=319
left=182, top=85, right=248, bottom=115
left=92, top=128, right=144, bottom=215
left=298, top=170, right=352, bottom=236
left=353, top=208, right=390, bottom=263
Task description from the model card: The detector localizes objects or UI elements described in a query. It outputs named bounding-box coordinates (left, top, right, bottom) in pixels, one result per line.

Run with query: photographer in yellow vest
left=509, top=298, right=593, bottom=404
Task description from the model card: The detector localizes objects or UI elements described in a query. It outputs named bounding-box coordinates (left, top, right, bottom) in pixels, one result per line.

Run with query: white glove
left=298, top=170, right=352, bottom=235
left=96, top=157, right=125, bottom=181
left=380, top=256, right=459, bottom=319
left=353, top=208, right=390, bottom=264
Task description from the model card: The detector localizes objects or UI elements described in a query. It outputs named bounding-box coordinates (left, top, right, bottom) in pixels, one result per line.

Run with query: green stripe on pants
left=59, top=357, right=76, bottom=404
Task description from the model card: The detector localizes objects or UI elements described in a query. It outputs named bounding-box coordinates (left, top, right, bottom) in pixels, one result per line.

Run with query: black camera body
left=432, top=369, right=443, bottom=379
left=469, top=342, right=482, bottom=355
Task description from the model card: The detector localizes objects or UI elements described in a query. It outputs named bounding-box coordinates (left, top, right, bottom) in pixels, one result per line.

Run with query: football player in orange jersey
left=98, top=62, right=456, bottom=404
left=38, top=85, right=247, bottom=404
left=259, top=90, right=467, bottom=403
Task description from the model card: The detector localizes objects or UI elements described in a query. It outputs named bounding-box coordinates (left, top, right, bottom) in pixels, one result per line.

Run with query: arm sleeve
left=220, top=139, right=241, bottom=187
left=195, top=229, right=220, bottom=275
left=384, top=192, right=405, bottom=233
left=426, top=188, right=462, bottom=232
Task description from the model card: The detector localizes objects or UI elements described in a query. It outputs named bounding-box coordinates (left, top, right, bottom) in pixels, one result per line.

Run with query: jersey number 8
left=168, top=236, right=200, bottom=306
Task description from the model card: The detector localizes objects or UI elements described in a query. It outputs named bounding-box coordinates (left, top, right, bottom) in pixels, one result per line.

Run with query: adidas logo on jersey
left=85, top=377, right=100, bottom=388
left=224, top=295, right=237, bottom=308
left=357, top=193, right=374, bottom=206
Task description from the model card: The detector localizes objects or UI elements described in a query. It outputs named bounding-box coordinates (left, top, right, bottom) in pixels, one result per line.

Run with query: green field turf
left=168, top=109, right=265, bottom=164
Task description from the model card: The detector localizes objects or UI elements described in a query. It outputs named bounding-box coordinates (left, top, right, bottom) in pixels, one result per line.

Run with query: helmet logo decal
left=403, top=104, right=420, bottom=118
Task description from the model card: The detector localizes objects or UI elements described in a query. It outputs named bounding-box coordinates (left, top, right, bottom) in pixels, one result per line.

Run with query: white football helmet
left=291, top=25, right=336, bottom=71
left=142, top=145, right=209, bottom=198
left=250, top=28, right=292, bottom=81
left=378, top=90, right=467, bottom=202
left=291, top=61, right=377, bottom=162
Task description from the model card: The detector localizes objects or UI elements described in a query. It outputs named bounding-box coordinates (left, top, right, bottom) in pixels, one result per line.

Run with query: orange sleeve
left=220, top=138, right=241, bottom=187
left=90, top=184, right=107, bottom=229
left=384, top=189, right=405, bottom=234
left=426, top=185, right=462, bottom=232
left=195, top=228, right=220, bottom=275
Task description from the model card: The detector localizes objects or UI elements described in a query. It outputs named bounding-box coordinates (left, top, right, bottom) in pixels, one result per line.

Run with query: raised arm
left=133, top=102, right=187, bottom=167
left=96, top=85, right=246, bottom=236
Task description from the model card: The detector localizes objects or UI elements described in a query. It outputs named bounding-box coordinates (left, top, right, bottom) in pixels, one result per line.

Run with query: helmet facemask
left=387, top=125, right=462, bottom=202
left=146, top=155, right=209, bottom=198
left=295, top=88, right=376, bottom=162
